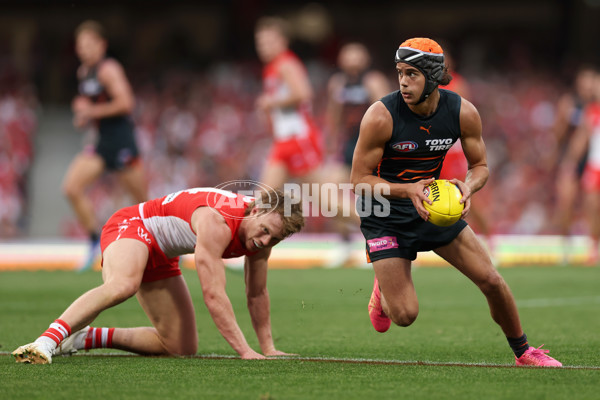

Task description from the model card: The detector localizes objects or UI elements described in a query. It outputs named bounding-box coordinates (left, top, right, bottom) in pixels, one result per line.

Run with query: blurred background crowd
left=1, top=0, right=600, bottom=239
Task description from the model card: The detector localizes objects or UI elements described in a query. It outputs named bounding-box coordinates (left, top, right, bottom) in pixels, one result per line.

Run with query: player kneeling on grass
left=351, top=37, right=562, bottom=367
left=13, top=188, right=303, bottom=364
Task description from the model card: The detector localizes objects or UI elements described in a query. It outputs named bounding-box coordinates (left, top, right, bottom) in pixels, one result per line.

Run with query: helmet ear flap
left=429, top=62, right=444, bottom=85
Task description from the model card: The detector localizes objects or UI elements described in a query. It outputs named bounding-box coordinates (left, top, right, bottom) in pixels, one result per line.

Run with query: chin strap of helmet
left=395, top=47, right=445, bottom=104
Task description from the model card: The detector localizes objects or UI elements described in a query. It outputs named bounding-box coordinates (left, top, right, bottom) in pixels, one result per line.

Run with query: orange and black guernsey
left=376, top=88, right=461, bottom=184
left=78, top=58, right=139, bottom=171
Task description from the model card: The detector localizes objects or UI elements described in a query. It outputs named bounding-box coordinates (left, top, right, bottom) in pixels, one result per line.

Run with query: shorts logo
left=116, top=217, right=141, bottom=240
left=116, top=219, right=131, bottom=240
left=367, top=236, right=398, bottom=252
left=392, top=141, right=417, bottom=152
left=137, top=227, right=152, bottom=244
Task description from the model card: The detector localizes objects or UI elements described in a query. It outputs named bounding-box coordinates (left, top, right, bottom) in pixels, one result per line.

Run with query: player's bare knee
left=388, top=307, right=418, bottom=327
left=477, top=271, right=505, bottom=296
left=103, top=280, right=139, bottom=302
left=62, top=182, right=81, bottom=202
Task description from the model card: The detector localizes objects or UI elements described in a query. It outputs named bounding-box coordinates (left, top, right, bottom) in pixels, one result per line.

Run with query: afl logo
left=392, top=141, right=417, bottom=152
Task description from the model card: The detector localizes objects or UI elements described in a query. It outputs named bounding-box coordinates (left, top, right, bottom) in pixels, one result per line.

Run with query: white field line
left=516, top=296, right=600, bottom=308
left=2, top=352, right=599, bottom=370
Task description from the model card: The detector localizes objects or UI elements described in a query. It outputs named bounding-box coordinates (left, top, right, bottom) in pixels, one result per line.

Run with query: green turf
left=1, top=266, right=599, bottom=399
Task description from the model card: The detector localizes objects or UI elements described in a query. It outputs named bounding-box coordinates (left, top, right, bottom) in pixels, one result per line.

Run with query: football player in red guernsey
left=13, top=188, right=304, bottom=364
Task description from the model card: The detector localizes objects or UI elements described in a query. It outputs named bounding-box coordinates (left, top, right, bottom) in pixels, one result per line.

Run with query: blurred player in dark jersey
left=325, top=43, right=390, bottom=265
left=62, top=21, right=147, bottom=271
left=561, top=70, right=600, bottom=265
left=550, top=66, right=597, bottom=264
left=327, top=43, right=390, bottom=168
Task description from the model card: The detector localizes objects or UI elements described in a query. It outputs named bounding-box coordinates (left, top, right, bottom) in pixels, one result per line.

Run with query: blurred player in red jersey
left=13, top=188, right=304, bottom=364
left=550, top=66, right=598, bottom=264
left=254, top=17, right=353, bottom=265
left=562, top=71, right=600, bottom=265
left=325, top=43, right=390, bottom=264
left=437, top=47, right=471, bottom=181
left=438, top=49, right=495, bottom=259
left=63, top=21, right=148, bottom=271
left=255, top=17, right=323, bottom=188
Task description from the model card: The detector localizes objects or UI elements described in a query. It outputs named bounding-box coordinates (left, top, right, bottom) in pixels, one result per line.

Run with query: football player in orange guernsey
left=351, top=38, right=561, bottom=367
left=13, top=188, right=303, bottom=364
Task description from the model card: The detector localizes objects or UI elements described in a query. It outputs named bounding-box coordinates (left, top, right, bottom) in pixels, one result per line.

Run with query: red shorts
left=100, top=204, right=181, bottom=283
left=439, top=149, right=468, bottom=180
left=268, top=131, right=323, bottom=176
left=583, top=166, right=600, bottom=192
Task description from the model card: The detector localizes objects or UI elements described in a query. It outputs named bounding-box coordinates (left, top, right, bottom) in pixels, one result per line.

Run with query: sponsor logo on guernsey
left=425, top=138, right=453, bottom=151
left=367, top=236, right=399, bottom=252
left=392, top=141, right=417, bottom=152
left=420, top=125, right=432, bottom=134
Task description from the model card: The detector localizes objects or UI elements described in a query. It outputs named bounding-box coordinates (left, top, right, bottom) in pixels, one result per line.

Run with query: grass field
left=1, top=266, right=599, bottom=399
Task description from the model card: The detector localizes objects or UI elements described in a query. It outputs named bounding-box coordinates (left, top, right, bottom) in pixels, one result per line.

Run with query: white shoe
left=54, top=326, right=90, bottom=356
left=12, top=342, right=53, bottom=364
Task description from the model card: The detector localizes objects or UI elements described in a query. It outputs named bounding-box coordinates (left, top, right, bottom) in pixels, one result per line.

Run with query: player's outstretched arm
left=192, top=208, right=265, bottom=359
left=244, top=250, right=296, bottom=357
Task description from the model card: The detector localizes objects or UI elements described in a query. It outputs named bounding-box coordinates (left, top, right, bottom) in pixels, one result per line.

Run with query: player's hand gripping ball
left=422, top=179, right=464, bottom=226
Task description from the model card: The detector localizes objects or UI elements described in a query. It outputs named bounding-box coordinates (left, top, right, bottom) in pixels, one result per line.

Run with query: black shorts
left=95, top=116, right=140, bottom=171
left=359, top=197, right=467, bottom=262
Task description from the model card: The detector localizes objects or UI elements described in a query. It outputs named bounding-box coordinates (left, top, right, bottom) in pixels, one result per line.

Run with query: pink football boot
left=368, top=277, right=391, bottom=333
left=515, top=345, right=562, bottom=367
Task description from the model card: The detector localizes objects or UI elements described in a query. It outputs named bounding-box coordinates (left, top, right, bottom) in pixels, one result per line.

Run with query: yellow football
left=422, top=179, right=464, bottom=227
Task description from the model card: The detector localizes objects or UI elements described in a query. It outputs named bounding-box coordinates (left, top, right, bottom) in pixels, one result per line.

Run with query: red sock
left=40, top=319, right=72, bottom=345
left=84, top=327, right=115, bottom=350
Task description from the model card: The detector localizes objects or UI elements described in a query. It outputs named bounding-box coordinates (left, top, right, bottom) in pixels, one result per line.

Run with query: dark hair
left=441, top=68, right=452, bottom=86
